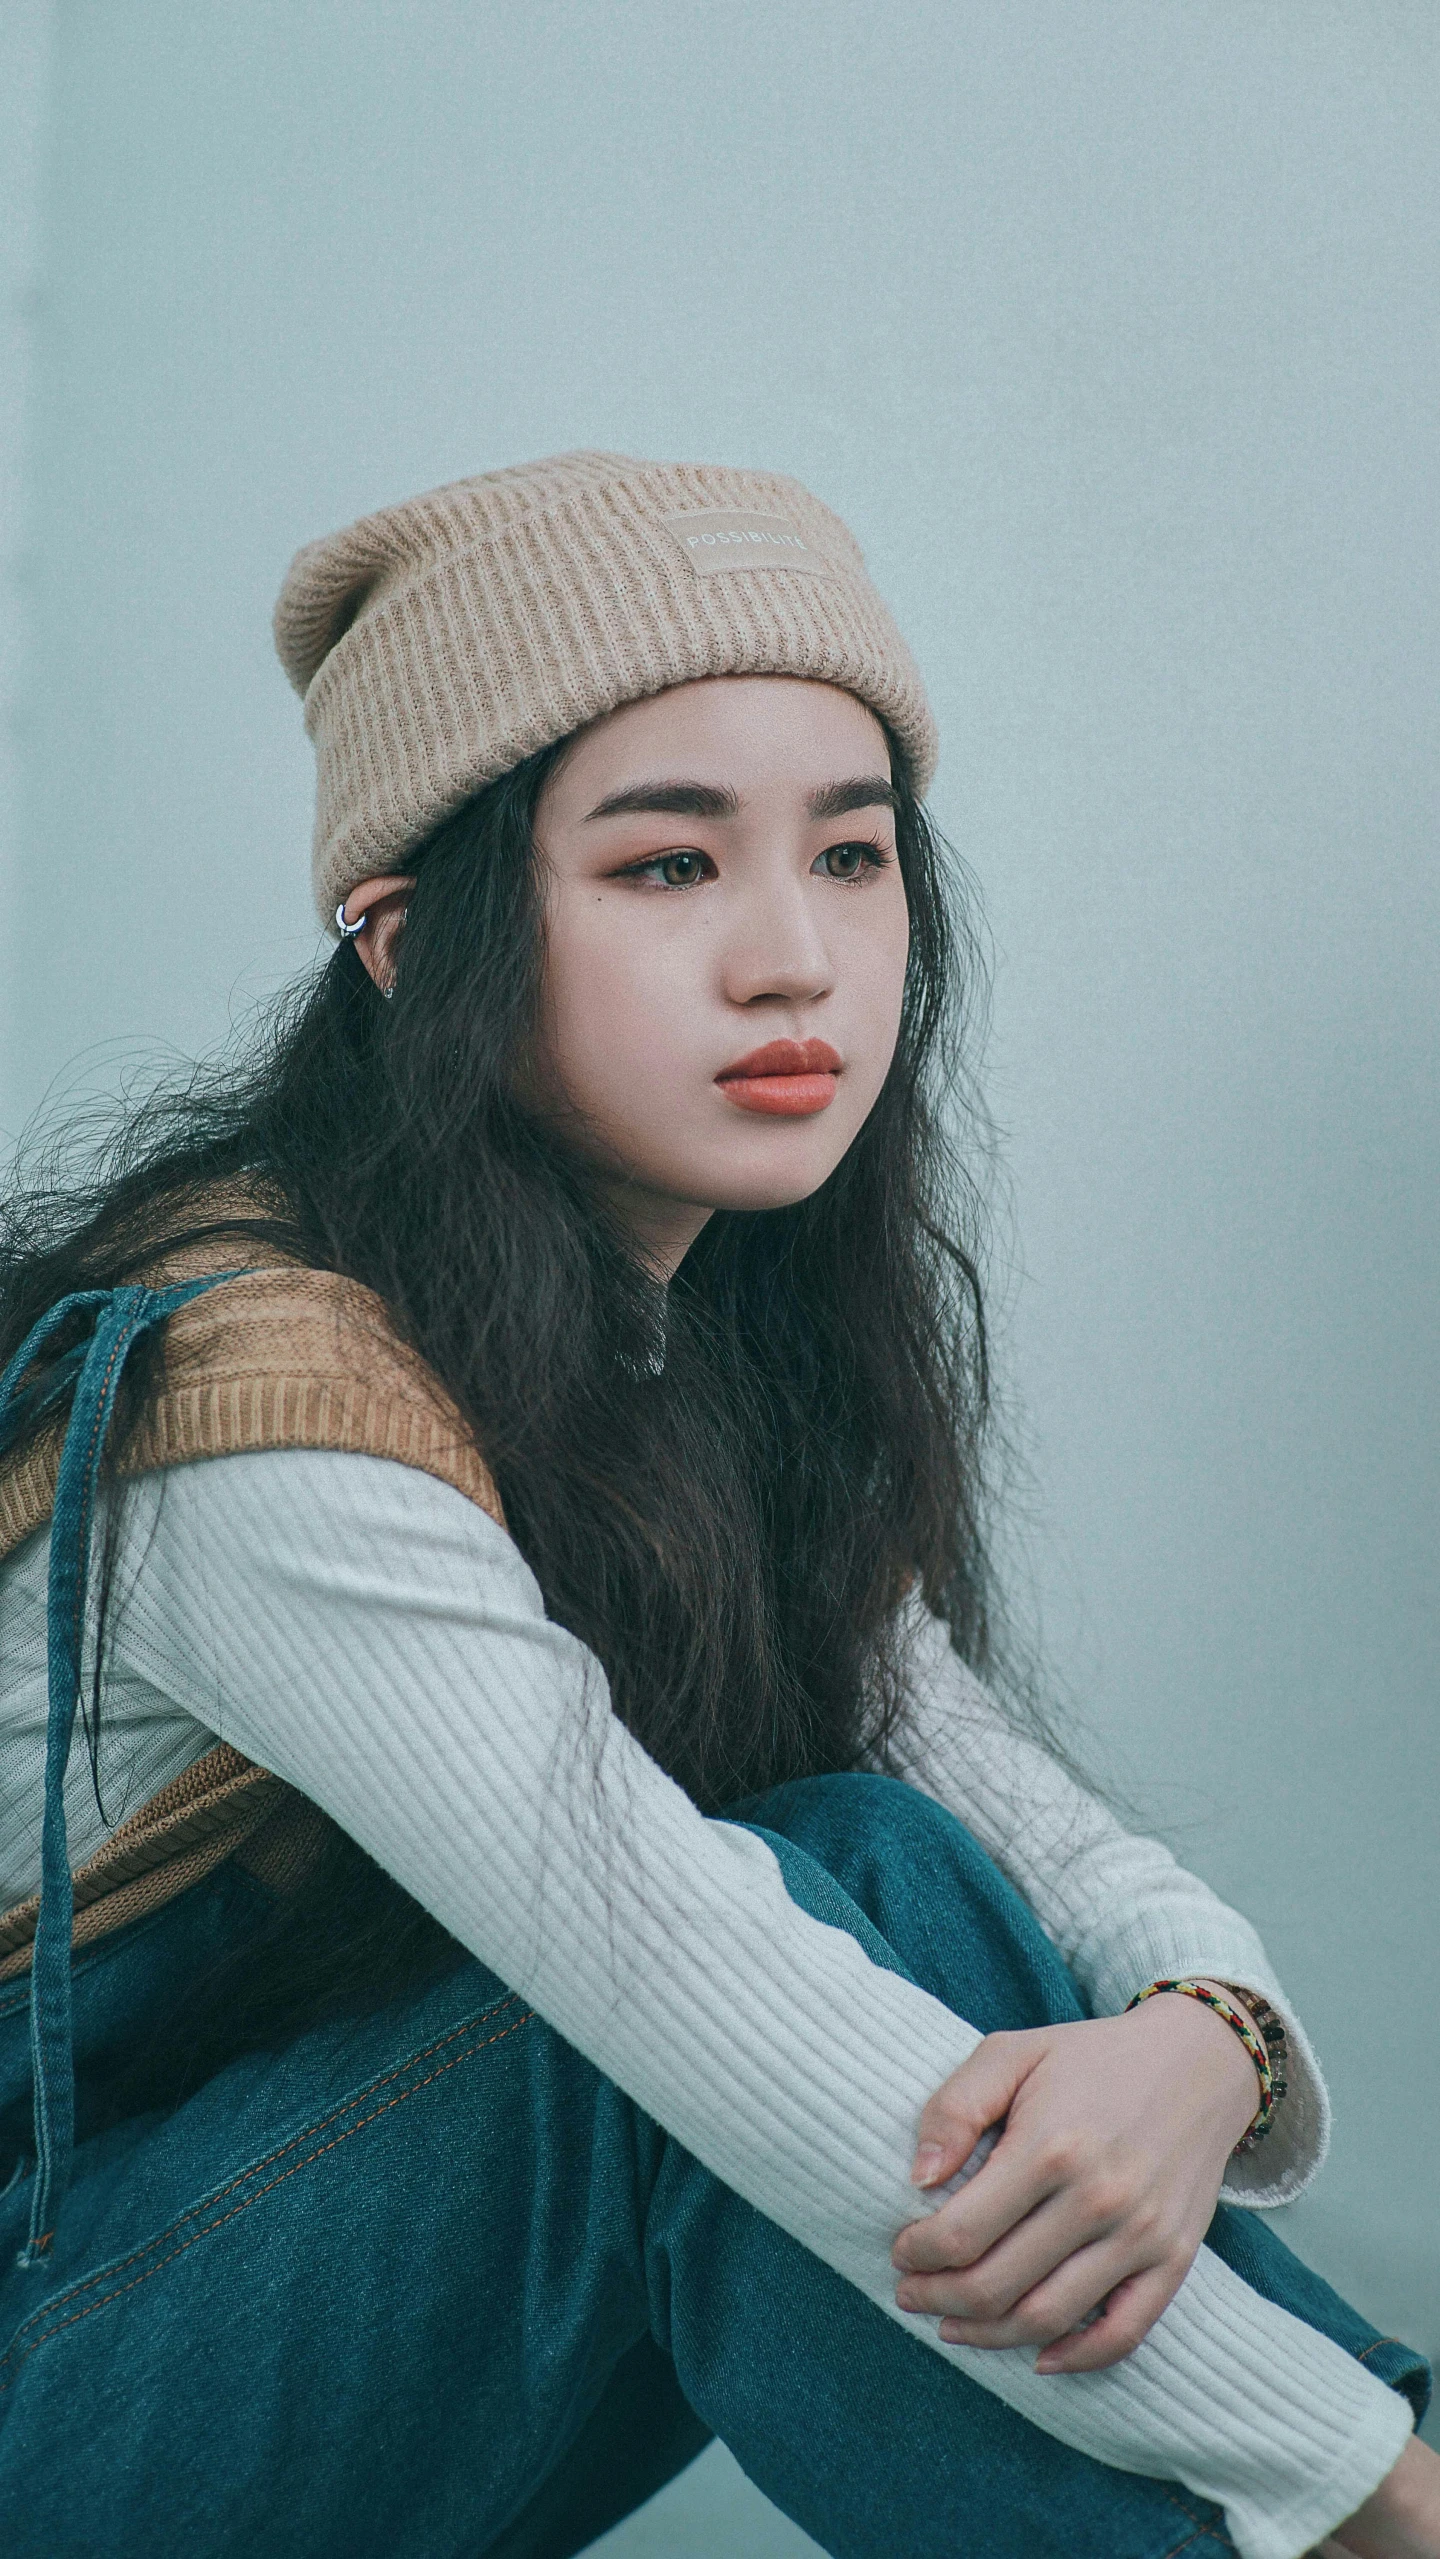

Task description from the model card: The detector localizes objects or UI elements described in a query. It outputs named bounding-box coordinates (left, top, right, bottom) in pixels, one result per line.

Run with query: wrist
left=1125, top=1977, right=1276, bottom=2149
left=1212, top=1980, right=1291, bottom=2148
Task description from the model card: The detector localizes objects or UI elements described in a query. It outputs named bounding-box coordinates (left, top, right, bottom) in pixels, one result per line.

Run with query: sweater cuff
left=907, top=2232, right=1415, bottom=2559
left=1215, top=1983, right=1328, bottom=2210
left=1218, top=2362, right=1414, bottom=2559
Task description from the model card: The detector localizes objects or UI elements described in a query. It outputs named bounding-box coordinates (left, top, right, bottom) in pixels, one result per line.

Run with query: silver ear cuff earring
left=338, top=899, right=406, bottom=997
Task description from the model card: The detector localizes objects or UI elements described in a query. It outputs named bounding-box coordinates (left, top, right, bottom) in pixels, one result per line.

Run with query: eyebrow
left=805, top=776, right=901, bottom=820
left=585, top=781, right=740, bottom=821
left=583, top=774, right=899, bottom=823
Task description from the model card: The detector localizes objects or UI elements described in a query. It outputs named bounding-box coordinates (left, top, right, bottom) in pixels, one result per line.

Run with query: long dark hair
left=0, top=728, right=1010, bottom=2070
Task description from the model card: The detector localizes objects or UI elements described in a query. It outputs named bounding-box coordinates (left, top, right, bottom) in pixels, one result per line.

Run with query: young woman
left=0, top=453, right=1432, bottom=2559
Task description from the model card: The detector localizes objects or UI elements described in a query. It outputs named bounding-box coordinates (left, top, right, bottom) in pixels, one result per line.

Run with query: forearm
left=885, top=1603, right=1329, bottom=2203
left=133, top=1453, right=1409, bottom=2559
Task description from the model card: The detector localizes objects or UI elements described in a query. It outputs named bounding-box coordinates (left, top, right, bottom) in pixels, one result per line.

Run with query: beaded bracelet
left=1124, top=1977, right=1285, bottom=2152
left=1221, top=1983, right=1290, bottom=2150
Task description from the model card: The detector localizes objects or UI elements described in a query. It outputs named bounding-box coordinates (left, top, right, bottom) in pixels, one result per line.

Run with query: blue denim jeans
left=0, top=1770, right=1426, bottom=2559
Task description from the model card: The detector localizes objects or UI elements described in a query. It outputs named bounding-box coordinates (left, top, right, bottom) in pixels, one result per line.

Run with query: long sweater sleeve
left=880, top=1599, right=1327, bottom=2208
left=43, top=1452, right=1413, bottom=2559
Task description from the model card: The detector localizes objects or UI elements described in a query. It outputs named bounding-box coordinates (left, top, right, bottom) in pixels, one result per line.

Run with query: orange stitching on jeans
left=1162, top=2490, right=1234, bottom=2552
left=0, top=2008, right=533, bottom=2391
left=6, top=1996, right=523, bottom=2308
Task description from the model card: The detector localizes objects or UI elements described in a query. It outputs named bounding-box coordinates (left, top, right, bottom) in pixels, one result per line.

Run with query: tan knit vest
left=0, top=1237, right=505, bottom=1982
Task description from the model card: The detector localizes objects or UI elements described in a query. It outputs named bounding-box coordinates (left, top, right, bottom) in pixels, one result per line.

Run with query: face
left=527, top=674, right=911, bottom=1276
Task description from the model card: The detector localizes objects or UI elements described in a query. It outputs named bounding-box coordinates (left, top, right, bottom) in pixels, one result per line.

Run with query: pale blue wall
left=5, top=3, right=1437, bottom=2534
left=0, top=0, right=55, bottom=1050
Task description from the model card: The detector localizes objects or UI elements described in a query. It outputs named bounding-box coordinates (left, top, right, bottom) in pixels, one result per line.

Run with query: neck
left=592, top=1181, right=714, bottom=1283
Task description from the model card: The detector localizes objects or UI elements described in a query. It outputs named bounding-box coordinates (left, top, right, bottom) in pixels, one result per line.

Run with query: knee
left=744, top=1769, right=995, bottom=1902
left=739, top=1771, right=1084, bottom=2031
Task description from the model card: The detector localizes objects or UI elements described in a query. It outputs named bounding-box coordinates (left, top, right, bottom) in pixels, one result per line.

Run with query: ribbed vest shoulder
left=0, top=1255, right=506, bottom=1566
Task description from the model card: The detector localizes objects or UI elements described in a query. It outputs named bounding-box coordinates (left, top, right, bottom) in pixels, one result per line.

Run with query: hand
left=891, top=1995, right=1261, bottom=2372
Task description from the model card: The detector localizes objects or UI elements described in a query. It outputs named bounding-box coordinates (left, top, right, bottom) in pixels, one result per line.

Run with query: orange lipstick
left=716, top=1038, right=842, bottom=1117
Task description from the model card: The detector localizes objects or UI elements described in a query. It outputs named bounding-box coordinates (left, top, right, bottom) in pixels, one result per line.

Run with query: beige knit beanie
left=273, top=451, right=938, bottom=930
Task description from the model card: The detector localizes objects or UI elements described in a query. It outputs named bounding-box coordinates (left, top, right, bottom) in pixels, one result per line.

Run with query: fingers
left=894, top=2118, right=1100, bottom=2275
left=940, top=2233, right=1136, bottom=2352
left=909, top=2032, right=1038, bottom=2190
left=1033, top=2263, right=1183, bottom=2372
left=897, top=2011, right=1215, bottom=2373
left=895, top=2186, right=1101, bottom=2320
left=908, top=2241, right=1178, bottom=2365
left=910, top=2228, right=1144, bottom=2354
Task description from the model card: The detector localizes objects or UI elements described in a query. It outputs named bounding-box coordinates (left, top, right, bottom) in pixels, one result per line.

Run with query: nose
left=719, top=871, right=835, bottom=1010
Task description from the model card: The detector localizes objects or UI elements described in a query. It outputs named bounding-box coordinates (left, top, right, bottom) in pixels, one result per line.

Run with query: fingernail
left=938, top=2319, right=964, bottom=2342
left=911, top=2144, right=947, bottom=2185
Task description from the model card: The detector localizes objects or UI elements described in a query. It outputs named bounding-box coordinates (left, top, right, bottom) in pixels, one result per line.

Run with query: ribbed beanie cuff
left=273, top=451, right=938, bottom=929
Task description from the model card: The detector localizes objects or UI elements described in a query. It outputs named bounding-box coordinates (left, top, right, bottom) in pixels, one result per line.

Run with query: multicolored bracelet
left=1124, top=1977, right=1288, bottom=2152
left=1222, top=1983, right=1290, bottom=2150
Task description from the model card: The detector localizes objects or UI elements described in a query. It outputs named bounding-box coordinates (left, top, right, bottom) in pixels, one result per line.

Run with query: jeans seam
left=1162, top=2488, right=1235, bottom=2552
left=1, top=2001, right=533, bottom=2392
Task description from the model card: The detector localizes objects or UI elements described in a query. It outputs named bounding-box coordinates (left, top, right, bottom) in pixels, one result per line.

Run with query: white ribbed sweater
left=0, top=1452, right=1413, bottom=2559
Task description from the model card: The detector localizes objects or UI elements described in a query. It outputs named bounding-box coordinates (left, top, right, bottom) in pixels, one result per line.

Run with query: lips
left=716, top=1038, right=842, bottom=1117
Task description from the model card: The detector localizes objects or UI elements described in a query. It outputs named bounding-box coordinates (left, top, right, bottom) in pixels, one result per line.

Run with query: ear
left=337, top=876, right=417, bottom=995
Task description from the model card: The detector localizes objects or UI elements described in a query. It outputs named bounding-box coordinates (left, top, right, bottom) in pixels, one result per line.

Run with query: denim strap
left=0, top=1274, right=243, bottom=2267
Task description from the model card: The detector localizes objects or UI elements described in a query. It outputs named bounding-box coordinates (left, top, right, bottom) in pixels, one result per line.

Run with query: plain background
left=2, top=5, right=1436, bottom=2546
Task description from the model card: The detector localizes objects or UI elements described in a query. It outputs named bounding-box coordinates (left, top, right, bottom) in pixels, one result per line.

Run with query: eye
left=814, top=839, right=891, bottom=881
left=624, top=849, right=713, bottom=888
